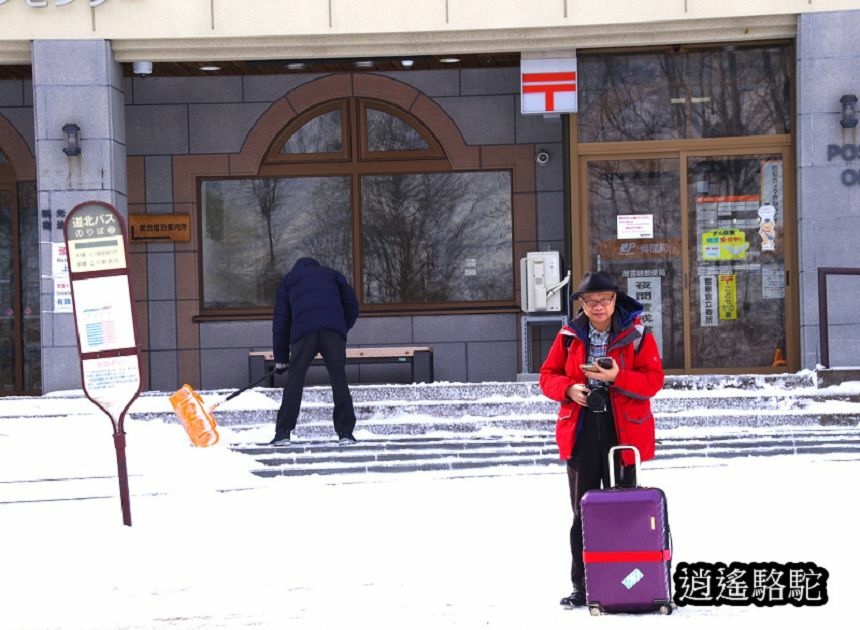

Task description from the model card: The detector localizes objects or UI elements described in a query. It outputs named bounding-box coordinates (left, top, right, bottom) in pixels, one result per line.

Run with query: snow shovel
left=169, top=367, right=279, bottom=447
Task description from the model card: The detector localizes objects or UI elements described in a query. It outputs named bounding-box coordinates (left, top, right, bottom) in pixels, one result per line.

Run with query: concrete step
left=192, top=403, right=860, bottom=435
left=228, top=426, right=860, bottom=478
left=16, top=372, right=859, bottom=434
left=205, top=372, right=820, bottom=405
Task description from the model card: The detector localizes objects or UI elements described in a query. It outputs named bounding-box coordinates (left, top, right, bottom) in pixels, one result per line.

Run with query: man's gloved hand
left=274, top=363, right=288, bottom=375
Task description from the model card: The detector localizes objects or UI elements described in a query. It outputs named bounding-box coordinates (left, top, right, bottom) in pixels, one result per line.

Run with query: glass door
left=0, top=186, right=19, bottom=392
left=0, top=180, right=40, bottom=394
left=584, top=157, right=684, bottom=369
left=581, top=149, right=792, bottom=373
left=687, top=153, right=787, bottom=369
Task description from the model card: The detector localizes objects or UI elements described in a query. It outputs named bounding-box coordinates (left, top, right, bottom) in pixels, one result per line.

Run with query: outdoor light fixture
left=199, top=64, right=221, bottom=72
left=132, top=60, right=153, bottom=77
left=401, top=59, right=415, bottom=69
left=840, top=94, right=858, bottom=129
left=62, top=123, right=81, bottom=157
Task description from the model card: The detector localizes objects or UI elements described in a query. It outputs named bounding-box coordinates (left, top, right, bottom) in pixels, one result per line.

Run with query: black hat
left=572, top=270, right=618, bottom=299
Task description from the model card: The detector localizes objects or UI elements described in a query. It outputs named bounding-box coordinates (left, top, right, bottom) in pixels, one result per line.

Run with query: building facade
left=1, top=1, right=858, bottom=394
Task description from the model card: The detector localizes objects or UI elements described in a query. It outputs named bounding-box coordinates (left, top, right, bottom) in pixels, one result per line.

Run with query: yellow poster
left=702, top=228, right=750, bottom=261
left=718, top=274, right=737, bottom=320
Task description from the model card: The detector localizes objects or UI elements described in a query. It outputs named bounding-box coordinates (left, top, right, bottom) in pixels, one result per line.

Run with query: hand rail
left=817, top=267, right=860, bottom=368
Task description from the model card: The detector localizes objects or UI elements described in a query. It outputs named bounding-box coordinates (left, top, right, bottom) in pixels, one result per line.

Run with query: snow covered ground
left=0, top=390, right=856, bottom=629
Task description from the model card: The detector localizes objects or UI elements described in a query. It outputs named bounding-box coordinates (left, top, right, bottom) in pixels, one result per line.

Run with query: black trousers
left=566, top=407, right=632, bottom=590
left=274, top=329, right=356, bottom=438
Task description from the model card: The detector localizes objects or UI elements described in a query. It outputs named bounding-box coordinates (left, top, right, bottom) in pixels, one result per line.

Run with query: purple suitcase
left=581, top=445, right=673, bottom=615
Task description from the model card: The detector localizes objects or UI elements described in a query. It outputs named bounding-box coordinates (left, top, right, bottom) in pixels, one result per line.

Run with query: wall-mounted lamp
left=62, top=123, right=81, bottom=157
left=840, top=94, right=858, bottom=129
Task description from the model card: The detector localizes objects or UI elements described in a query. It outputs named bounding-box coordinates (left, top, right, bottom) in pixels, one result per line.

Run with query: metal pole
left=113, top=431, right=132, bottom=527
left=818, top=268, right=830, bottom=369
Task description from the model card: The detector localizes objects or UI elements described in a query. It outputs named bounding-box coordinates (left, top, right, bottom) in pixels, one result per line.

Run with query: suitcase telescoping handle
left=608, top=444, right=641, bottom=488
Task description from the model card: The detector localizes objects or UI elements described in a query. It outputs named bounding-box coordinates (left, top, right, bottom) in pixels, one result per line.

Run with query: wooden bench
left=248, top=346, right=434, bottom=387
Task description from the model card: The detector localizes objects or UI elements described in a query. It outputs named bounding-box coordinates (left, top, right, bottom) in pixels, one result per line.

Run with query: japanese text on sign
left=129, top=214, right=191, bottom=242
left=718, top=274, right=737, bottom=320
left=702, top=229, right=750, bottom=261
left=66, top=203, right=127, bottom=273
left=626, top=276, right=663, bottom=357
left=699, top=275, right=717, bottom=327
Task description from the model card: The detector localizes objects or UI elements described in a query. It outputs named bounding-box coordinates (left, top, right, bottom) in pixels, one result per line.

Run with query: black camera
left=585, top=385, right=610, bottom=413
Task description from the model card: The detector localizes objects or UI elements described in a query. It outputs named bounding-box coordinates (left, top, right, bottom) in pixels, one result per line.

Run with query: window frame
left=199, top=96, right=520, bottom=318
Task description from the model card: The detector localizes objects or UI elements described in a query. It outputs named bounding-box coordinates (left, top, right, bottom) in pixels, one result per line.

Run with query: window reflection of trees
left=202, top=177, right=352, bottom=309
left=202, top=97, right=516, bottom=312
left=366, top=108, right=429, bottom=152
left=361, top=172, right=512, bottom=304
left=579, top=45, right=791, bottom=142
left=0, top=190, right=12, bottom=389
left=587, top=160, right=683, bottom=369
left=281, top=110, right=343, bottom=154
left=18, top=182, right=39, bottom=391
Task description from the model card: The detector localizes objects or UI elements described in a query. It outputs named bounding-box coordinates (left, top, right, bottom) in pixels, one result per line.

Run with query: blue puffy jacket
left=272, top=257, right=359, bottom=363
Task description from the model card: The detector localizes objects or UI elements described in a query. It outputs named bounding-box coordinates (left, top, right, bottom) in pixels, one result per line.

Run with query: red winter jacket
left=539, top=296, right=664, bottom=463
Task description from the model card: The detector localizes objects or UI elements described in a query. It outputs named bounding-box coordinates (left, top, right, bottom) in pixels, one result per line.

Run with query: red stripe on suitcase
left=583, top=549, right=672, bottom=563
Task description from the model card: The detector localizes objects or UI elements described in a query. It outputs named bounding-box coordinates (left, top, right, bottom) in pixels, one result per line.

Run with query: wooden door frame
left=568, top=128, right=798, bottom=373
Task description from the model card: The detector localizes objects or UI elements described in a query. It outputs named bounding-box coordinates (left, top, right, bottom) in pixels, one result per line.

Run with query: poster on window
left=701, top=228, right=750, bottom=261
left=53, top=277, right=72, bottom=313
left=617, top=214, right=654, bottom=239
left=761, top=160, right=783, bottom=218
left=762, top=264, right=785, bottom=299
left=626, top=276, right=663, bottom=357
left=718, top=274, right=738, bottom=320
left=52, top=242, right=69, bottom=277
left=699, top=275, right=718, bottom=327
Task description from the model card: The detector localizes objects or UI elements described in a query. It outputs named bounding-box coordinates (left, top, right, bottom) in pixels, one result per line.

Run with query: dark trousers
left=566, top=407, right=632, bottom=590
left=274, top=329, right=356, bottom=438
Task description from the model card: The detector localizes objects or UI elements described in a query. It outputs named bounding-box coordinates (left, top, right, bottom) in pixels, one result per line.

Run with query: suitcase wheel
left=659, top=603, right=672, bottom=615
left=588, top=605, right=602, bottom=616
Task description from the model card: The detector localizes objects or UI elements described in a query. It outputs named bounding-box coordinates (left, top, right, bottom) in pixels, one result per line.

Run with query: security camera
left=132, top=61, right=153, bottom=78
left=535, top=150, right=551, bottom=167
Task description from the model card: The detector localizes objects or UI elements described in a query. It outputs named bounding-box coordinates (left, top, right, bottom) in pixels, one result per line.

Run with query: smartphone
left=581, top=358, right=613, bottom=372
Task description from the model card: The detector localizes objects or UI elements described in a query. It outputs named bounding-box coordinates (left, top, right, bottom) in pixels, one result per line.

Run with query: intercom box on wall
left=520, top=251, right=568, bottom=313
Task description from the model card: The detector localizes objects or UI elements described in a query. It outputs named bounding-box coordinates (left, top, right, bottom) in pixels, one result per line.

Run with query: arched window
left=200, top=97, right=514, bottom=314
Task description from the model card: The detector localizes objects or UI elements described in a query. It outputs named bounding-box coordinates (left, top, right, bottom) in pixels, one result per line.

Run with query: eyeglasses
left=581, top=296, right=615, bottom=308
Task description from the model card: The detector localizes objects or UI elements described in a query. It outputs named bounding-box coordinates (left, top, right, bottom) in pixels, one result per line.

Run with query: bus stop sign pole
left=63, top=201, right=142, bottom=527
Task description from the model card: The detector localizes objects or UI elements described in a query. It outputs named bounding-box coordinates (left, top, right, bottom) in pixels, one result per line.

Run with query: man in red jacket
left=539, top=270, right=664, bottom=608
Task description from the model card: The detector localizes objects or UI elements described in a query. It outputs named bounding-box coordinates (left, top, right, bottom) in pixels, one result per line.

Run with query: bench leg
left=249, top=354, right=270, bottom=387
left=413, top=350, right=434, bottom=383
left=264, top=361, right=277, bottom=387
